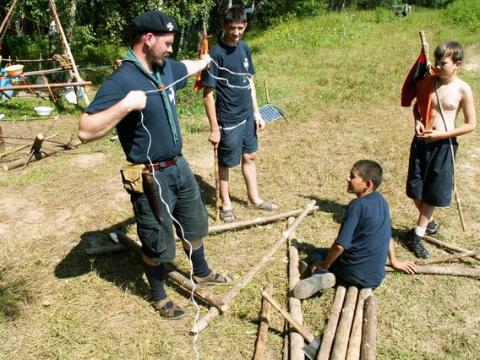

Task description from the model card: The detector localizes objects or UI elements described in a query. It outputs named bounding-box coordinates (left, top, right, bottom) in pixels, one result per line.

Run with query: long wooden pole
left=288, top=216, right=305, bottom=360
left=346, top=289, right=372, bottom=360
left=386, top=265, right=480, bottom=278
left=423, top=235, right=480, bottom=261
left=192, top=201, right=318, bottom=333
left=316, top=286, right=347, bottom=360
left=416, top=250, right=480, bottom=265
left=331, top=286, right=359, bottom=360
left=48, top=0, right=90, bottom=104
left=0, top=0, right=20, bottom=48
left=360, top=295, right=377, bottom=360
left=213, top=146, right=220, bottom=221
left=209, top=208, right=309, bottom=234
left=0, top=81, right=91, bottom=92
left=253, top=283, right=273, bottom=360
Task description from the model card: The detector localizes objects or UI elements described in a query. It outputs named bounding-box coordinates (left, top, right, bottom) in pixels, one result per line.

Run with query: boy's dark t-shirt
left=331, top=191, right=391, bottom=289
left=201, top=40, right=255, bottom=123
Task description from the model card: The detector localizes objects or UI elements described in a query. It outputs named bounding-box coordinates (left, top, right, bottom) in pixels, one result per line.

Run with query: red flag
left=193, top=34, right=209, bottom=91
left=401, top=49, right=431, bottom=107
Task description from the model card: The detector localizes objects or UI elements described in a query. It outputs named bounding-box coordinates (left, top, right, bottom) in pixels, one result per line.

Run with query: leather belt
left=144, top=157, right=178, bottom=171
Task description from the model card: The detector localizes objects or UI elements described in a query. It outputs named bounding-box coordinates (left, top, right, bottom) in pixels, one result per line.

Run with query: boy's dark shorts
left=130, top=156, right=208, bottom=265
left=218, top=115, right=258, bottom=168
left=406, top=137, right=458, bottom=207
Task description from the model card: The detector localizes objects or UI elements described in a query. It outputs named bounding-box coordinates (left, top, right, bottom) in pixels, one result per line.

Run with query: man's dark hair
left=222, top=5, right=247, bottom=24
left=434, top=41, right=464, bottom=63
left=353, top=160, right=383, bottom=190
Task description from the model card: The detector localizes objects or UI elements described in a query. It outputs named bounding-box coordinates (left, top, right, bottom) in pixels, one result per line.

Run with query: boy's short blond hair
left=434, top=41, right=464, bottom=63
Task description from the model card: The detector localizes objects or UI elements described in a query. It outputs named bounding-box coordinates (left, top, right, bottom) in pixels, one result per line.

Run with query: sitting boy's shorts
left=218, top=115, right=258, bottom=168
left=406, top=137, right=458, bottom=207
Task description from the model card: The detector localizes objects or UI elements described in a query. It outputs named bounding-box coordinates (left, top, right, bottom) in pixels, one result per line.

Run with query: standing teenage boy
left=293, top=160, right=415, bottom=299
left=202, top=6, right=278, bottom=222
left=406, top=41, right=476, bottom=259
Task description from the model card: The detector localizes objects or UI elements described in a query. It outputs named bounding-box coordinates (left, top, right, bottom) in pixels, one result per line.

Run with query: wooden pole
left=48, top=0, right=90, bottom=104
left=331, top=286, right=359, bottom=360
left=253, top=283, right=274, bottom=360
left=0, top=0, right=20, bottom=48
left=264, top=79, right=271, bottom=104
left=209, top=208, right=311, bottom=234
left=112, top=232, right=224, bottom=309
left=262, top=290, right=316, bottom=344
left=30, top=133, right=44, bottom=153
left=346, top=289, right=372, bottom=360
left=316, top=286, right=347, bottom=360
left=386, top=265, right=480, bottom=278
left=3, top=146, right=62, bottom=171
left=0, top=81, right=91, bottom=92
left=360, top=295, right=377, bottom=360
left=288, top=216, right=305, bottom=360
left=214, top=146, right=220, bottom=221
left=416, top=250, right=480, bottom=265
left=423, top=235, right=480, bottom=261
left=192, top=201, right=318, bottom=333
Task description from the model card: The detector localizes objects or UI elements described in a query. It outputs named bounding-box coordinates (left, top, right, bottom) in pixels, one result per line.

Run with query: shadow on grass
left=54, top=217, right=151, bottom=300
left=301, top=195, right=346, bottom=224
left=195, top=174, right=248, bottom=211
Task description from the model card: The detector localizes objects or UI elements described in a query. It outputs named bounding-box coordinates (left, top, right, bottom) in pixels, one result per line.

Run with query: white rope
left=139, top=111, right=201, bottom=360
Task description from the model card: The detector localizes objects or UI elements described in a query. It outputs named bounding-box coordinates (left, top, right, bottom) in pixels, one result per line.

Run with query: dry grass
left=1, top=7, right=479, bottom=360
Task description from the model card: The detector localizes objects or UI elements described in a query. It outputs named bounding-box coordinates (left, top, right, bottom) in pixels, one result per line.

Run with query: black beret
left=131, top=11, right=178, bottom=34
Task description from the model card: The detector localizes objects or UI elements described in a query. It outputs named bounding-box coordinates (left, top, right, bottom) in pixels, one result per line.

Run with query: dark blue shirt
left=332, top=191, right=391, bottom=289
left=86, top=59, right=188, bottom=163
left=201, top=40, right=255, bottom=123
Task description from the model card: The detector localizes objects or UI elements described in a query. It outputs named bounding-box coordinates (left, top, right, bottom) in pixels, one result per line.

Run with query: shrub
left=446, top=0, right=480, bottom=32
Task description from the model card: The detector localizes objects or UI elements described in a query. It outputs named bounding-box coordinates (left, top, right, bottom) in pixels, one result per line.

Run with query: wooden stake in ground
left=316, top=286, right=347, bottom=360
left=213, top=146, right=220, bottom=221
left=423, top=235, right=480, bottom=261
left=253, top=283, right=274, bottom=360
left=361, top=295, right=377, bottom=360
left=386, top=265, right=480, bottom=279
left=346, top=288, right=372, bottom=360
left=330, top=286, right=359, bottom=360
left=192, top=201, right=318, bottom=334
left=287, top=216, right=305, bottom=360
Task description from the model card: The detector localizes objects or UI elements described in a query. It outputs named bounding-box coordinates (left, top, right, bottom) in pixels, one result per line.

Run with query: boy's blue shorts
left=130, top=157, right=208, bottom=265
left=406, top=137, right=458, bottom=207
left=218, top=115, right=258, bottom=168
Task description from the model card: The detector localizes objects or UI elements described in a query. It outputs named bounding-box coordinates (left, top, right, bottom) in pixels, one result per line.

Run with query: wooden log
left=253, top=283, right=274, bottom=360
left=386, top=265, right=480, bottom=279
left=330, top=286, right=359, bottom=360
left=3, top=146, right=62, bottom=171
left=316, top=286, right=347, bottom=360
left=288, top=216, right=305, bottom=360
left=208, top=207, right=315, bottom=234
left=0, top=81, right=92, bottom=92
left=192, top=201, right=318, bottom=333
left=416, top=250, right=480, bottom=265
left=360, top=295, right=377, bottom=360
left=282, top=321, right=289, bottom=360
left=112, top=232, right=224, bottom=309
left=346, top=289, right=372, bottom=360
left=423, top=235, right=480, bottom=261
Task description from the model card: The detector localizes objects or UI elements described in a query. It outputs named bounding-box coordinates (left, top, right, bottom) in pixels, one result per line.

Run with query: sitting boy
left=405, top=41, right=476, bottom=259
left=293, top=160, right=415, bottom=299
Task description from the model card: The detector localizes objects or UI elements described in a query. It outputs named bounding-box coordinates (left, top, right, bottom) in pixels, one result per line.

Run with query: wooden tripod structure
left=0, top=0, right=90, bottom=104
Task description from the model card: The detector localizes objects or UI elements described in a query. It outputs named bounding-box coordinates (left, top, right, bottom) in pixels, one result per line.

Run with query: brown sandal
left=194, top=270, right=234, bottom=286
left=152, top=298, right=186, bottom=319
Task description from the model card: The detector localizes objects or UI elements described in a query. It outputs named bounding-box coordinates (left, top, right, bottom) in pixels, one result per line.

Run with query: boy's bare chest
left=432, top=83, right=462, bottom=111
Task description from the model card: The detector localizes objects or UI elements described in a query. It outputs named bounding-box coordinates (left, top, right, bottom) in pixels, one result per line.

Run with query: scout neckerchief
left=123, top=47, right=178, bottom=144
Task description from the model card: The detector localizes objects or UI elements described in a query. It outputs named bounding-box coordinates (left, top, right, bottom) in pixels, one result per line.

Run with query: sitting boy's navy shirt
left=331, top=191, right=391, bottom=289
left=86, top=59, right=188, bottom=164
left=201, top=40, right=255, bottom=123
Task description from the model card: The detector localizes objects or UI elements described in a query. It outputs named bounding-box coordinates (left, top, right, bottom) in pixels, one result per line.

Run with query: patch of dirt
left=70, top=152, right=107, bottom=168
left=464, top=45, right=480, bottom=72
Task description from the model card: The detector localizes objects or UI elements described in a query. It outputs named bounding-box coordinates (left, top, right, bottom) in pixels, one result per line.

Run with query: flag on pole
left=193, top=33, right=209, bottom=91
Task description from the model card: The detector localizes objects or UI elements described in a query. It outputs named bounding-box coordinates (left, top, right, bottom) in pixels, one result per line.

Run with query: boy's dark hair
left=353, top=160, right=383, bottom=190
left=434, top=41, right=464, bottom=63
left=223, top=5, right=247, bottom=24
